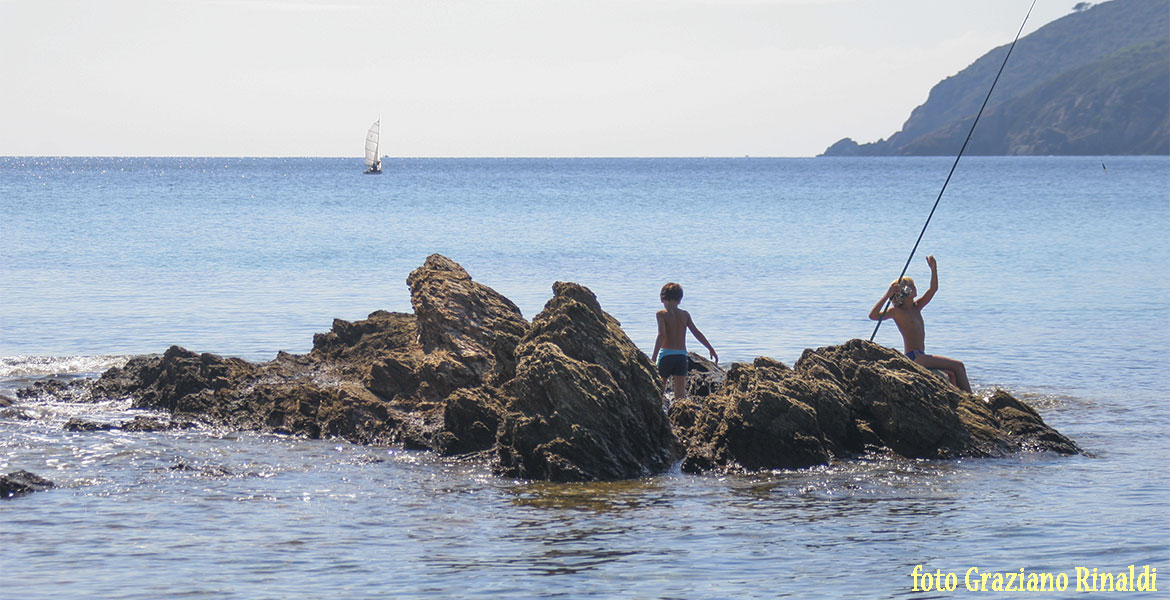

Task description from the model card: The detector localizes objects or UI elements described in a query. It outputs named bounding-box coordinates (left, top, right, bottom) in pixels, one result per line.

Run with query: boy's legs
left=913, top=354, right=971, bottom=393
left=671, top=375, right=687, bottom=400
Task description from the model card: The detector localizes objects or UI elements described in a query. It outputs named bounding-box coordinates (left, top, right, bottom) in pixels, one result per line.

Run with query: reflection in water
left=510, top=478, right=670, bottom=512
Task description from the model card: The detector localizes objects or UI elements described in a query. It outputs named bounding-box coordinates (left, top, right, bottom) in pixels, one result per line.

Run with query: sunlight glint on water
left=1, top=157, right=1167, bottom=598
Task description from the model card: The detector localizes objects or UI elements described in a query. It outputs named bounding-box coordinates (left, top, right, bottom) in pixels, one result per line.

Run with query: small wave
left=0, top=355, right=133, bottom=379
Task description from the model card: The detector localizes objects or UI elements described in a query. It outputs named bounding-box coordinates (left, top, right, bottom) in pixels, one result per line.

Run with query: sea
left=1, top=156, right=1167, bottom=599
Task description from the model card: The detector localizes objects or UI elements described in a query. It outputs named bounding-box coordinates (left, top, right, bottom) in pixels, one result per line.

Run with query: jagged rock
left=496, top=282, right=677, bottom=482
left=673, top=357, right=853, bottom=471
left=406, top=254, right=530, bottom=384
left=56, top=256, right=524, bottom=458
left=310, top=310, right=418, bottom=376
left=684, top=352, right=725, bottom=398
left=26, top=256, right=1079, bottom=482
left=674, top=340, right=1080, bottom=473
left=1, top=470, right=55, bottom=498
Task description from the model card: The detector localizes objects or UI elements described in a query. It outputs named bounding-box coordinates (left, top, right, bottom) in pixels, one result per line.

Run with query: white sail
left=364, top=120, right=380, bottom=168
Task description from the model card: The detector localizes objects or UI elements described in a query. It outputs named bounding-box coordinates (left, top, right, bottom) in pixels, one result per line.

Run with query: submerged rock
left=1, top=470, right=55, bottom=499
left=63, top=418, right=116, bottom=432
left=120, top=416, right=195, bottom=432
left=17, top=378, right=94, bottom=403
left=25, top=255, right=1079, bottom=481
left=673, top=340, right=1080, bottom=473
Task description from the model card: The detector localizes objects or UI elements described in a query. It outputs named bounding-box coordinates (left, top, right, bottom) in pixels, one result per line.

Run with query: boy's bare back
left=656, top=307, right=691, bottom=350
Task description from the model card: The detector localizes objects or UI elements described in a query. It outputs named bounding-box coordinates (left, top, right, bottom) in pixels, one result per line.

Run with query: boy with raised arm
left=868, top=255, right=971, bottom=392
left=652, top=282, right=717, bottom=401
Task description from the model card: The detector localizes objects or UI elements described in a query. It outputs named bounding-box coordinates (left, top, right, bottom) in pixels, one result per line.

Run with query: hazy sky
left=1, top=0, right=1085, bottom=157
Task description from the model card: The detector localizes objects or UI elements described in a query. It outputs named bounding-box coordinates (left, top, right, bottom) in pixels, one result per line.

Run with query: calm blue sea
left=1, top=156, right=1167, bottom=598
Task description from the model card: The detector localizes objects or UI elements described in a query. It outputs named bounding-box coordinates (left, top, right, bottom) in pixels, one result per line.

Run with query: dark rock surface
left=64, top=418, right=116, bottom=432
left=22, top=255, right=1079, bottom=481
left=1, top=470, right=55, bottom=499
left=17, top=378, right=94, bottom=403
left=120, top=416, right=195, bottom=432
left=65, top=254, right=676, bottom=482
left=673, top=340, right=1080, bottom=473
left=497, top=282, right=676, bottom=481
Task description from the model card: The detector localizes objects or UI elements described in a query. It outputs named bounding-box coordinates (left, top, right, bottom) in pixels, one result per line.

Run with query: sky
left=0, top=0, right=1087, bottom=157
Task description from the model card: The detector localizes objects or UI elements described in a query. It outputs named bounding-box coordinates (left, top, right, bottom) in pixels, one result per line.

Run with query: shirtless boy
left=652, top=282, right=717, bottom=401
left=868, top=255, right=971, bottom=392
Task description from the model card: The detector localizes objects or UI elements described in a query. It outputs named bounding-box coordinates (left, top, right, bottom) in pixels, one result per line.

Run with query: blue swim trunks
left=906, top=350, right=928, bottom=360
left=657, top=349, right=688, bottom=378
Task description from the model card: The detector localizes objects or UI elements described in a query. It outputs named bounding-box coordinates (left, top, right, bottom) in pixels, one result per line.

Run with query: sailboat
left=364, top=119, right=382, bottom=174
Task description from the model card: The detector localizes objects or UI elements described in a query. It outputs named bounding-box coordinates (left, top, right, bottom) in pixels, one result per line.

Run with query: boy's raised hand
left=925, top=255, right=937, bottom=271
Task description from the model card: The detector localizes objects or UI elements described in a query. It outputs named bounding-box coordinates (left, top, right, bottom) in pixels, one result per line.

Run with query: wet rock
left=673, top=357, right=855, bottom=471
left=1, top=470, right=55, bottom=498
left=64, top=418, right=116, bottom=432
left=16, top=378, right=94, bottom=403
left=497, top=282, right=676, bottom=482
left=123, top=346, right=260, bottom=413
left=169, top=461, right=232, bottom=477
left=684, top=352, right=725, bottom=399
left=674, top=339, right=1080, bottom=473
left=1, top=407, right=36, bottom=421
left=120, top=415, right=196, bottom=432
left=0, top=394, right=14, bottom=407
left=437, top=386, right=506, bottom=456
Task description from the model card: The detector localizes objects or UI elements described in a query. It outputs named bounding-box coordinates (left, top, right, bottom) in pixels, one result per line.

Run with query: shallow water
left=1, top=157, right=1167, bottom=598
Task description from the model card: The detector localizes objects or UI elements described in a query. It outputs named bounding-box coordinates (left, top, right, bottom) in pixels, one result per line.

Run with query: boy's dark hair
left=660, top=282, right=683, bottom=302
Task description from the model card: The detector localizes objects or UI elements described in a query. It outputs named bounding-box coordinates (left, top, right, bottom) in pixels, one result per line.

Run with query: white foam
left=0, top=355, right=133, bottom=379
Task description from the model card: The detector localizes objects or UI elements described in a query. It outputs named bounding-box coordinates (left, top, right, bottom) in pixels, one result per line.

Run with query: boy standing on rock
left=868, top=255, right=971, bottom=392
left=652, top=282, right=717, bottom=401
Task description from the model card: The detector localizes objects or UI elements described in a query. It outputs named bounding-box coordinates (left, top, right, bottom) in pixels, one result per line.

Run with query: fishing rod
left=870, top=0, right=1039, bottom=342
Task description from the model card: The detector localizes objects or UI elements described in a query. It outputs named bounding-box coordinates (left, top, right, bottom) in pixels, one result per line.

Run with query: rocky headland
left=821, top=0, right=1169, bottom=156
left=19, top=255, right=1079, bottom=481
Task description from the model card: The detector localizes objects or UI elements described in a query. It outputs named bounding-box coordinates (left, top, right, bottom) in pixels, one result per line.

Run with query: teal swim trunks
left=657, top=349, right=688, bottom=378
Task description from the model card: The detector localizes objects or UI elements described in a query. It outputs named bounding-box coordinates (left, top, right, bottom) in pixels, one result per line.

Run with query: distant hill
left=821, top=0, right=1170, bottom=156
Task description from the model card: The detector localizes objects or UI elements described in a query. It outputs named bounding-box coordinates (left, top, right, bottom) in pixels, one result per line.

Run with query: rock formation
left=672, top=339, right=1079, bottom=472
left=1, top=470, right=55, bottom=499
left=69, top=255, right=678, bottom=481
left=19, top=255, right=1079, bottom=481
left=497, top=282, right=676, bottom=481
left=92, top=254, right=532, bottom=454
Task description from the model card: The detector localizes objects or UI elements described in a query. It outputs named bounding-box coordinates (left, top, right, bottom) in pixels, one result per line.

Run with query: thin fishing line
left=870, top=0, right=1038, bottom=342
